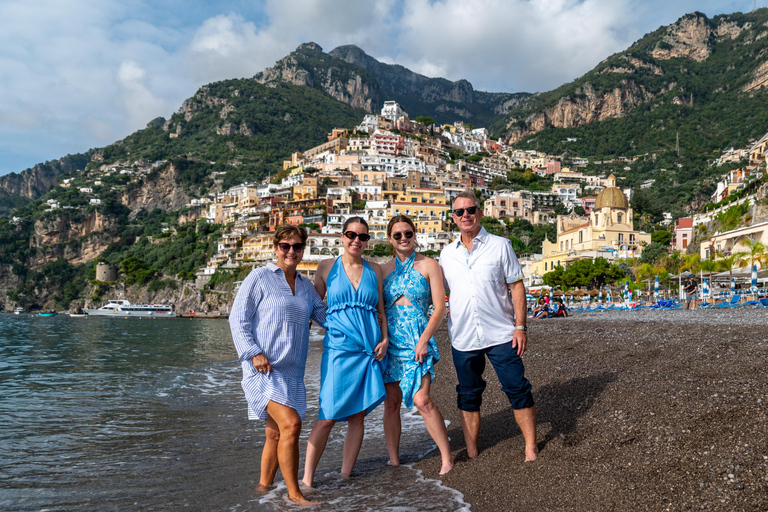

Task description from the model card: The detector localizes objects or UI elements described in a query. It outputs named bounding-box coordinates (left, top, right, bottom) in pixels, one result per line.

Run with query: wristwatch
left=514, top=325, right=527, bottom=332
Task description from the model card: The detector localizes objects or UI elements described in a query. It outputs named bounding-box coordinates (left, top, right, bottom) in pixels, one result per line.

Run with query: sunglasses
left=453, top=206, right=478, bottom=217
left=277, top=242, right=305, bottom=252
left=344, top=231, right=371, bottom=242
left=391, top=230, right=414, bottom=241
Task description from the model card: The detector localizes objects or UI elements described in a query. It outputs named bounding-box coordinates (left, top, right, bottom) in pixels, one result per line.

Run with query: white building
left=381, top=101, right=407, bottom=122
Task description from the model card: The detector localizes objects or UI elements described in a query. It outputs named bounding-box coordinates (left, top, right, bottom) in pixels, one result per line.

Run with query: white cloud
left=0, top=0, right=756, bottom=175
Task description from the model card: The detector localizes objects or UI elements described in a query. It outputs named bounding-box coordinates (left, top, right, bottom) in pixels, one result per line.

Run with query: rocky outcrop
left=743, top=60, right=768, bottom=92
left=119, top=163, right=190, bottom=215
left=0, top=152, right=92, bottom=201
left=29, top=210, right=116, bottom=268
left=651, top=13, right=713, bottom=62
left=504, top=81, right=651, bottom=144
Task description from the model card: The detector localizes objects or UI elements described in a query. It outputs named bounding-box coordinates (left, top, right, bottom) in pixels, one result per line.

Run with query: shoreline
left=413, top=309, right=768, bottom=511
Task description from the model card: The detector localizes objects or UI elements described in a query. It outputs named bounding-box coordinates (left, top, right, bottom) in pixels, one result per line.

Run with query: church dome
left=595, top=174, right=628, bottom=209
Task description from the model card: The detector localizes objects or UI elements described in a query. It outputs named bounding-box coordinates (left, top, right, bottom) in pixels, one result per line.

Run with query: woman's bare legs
left=341, top=411, right=366, bottom=477
left=258, top=415, right=280, bottom=490
left=264, top=401, right=316, bottom=505
left=413, top=374, right=454, bottom=475
left=301, top=419, right=336, bottom=488
left=383, top=382, right=403, bottom=466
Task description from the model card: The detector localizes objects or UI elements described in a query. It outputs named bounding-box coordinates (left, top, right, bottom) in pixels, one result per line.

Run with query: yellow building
left=530, top=174, right=651, bottom=277
left=293, top=176, right=318, bottom=200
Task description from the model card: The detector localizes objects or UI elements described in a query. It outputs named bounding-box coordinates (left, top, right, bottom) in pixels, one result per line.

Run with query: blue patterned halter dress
left=382, top=251, right=440, bottom=408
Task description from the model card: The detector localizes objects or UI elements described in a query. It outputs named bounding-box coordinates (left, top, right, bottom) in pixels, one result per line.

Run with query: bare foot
left=525, top=446, right=539, bottom=462
left=466, top=447, right=478, bottom=459
left=387, top=459, right=400, bottom=467
left=339, top=472, right=352, bottom=480
left=300, top=478, right=313, bottom=489
left=288, top=494, right=319, bottom=507
left=439, top=457, right=455, bottom=475
left=257, top=483, right=272, bottom=494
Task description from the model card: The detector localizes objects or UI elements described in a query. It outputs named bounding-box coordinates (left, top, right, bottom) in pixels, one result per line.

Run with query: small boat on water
left=14, top=307, right=24, bottom=315
left=85, top=300, right=176, bottom=318
left=38, top=311, right=57, bottom=317
left=70, top=307, right=88, bottom=318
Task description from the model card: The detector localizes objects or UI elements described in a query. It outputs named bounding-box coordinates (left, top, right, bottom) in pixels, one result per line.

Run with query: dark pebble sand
left=414, top=308, right=768, bottom=511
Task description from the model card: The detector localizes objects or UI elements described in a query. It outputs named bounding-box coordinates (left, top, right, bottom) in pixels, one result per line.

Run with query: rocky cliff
left=255, top=43, right=529, bottom=128
left=29, top=210, right=117, bottom=268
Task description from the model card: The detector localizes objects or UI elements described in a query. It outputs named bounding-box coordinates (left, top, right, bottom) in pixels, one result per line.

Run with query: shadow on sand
left=446, top=372, right=617, bottom=459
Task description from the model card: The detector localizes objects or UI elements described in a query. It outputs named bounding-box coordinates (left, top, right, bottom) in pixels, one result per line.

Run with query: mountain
left=255, top=42, right=530, bottom=128
left=495, top=9, right=768, bottom=157
left=0, top=152, right=93, bottom=215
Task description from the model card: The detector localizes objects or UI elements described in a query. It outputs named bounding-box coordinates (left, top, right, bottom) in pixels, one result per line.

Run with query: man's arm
left=508, top=280, right=528, bottom=356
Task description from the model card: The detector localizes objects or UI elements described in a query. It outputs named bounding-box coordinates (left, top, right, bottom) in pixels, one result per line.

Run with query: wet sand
left=414, top=309, right=768, bottom=511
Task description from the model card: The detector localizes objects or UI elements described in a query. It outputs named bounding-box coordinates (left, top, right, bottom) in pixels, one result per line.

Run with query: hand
left=252, top=353, right=273, bottom=374
left=414, top=339, right=428, bottom=364
left=511, top=330, right=528, bottom=357
left=373, top=340, right=388, bottom=361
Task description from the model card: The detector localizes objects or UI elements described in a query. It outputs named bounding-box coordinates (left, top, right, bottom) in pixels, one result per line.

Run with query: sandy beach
left=414, top=308, right=768, bottom=511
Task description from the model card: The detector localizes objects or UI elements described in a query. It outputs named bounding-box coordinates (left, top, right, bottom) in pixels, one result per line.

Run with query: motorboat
left=85, top=300, right=176, bottom=318
left=70, top=307, right=88, bottom=318
left=14, top=307, right=24, bottom=315
left=37, top=311, right=57, bottom=317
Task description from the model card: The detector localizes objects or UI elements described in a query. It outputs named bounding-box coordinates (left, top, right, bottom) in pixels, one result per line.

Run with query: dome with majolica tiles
left=595, top=174, right=629, bottom=209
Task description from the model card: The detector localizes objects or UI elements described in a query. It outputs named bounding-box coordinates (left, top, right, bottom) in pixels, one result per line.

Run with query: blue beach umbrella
left=598, top=287, right=603, bottom=303
left=569, top=291, right=574, bottom=307
left=624, top=280, right=629, bottom=301
left=702, top=278, right=709, bottom=300
left=654, top=275, right=659, bottom=302
left=731, top=277, right=736, bottom=296
left=751, top=264, right=758, bottom=293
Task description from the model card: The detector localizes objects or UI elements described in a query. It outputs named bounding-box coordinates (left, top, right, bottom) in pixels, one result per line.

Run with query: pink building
left=545, top=160, right=561, bottom=175
left=674, top=217, right=693, bottom=250
left=371, top=133, right=405, bottom=156
left=581, top=196, right=597, bottom=213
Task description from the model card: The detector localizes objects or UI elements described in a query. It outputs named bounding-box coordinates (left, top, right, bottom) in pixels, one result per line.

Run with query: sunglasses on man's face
left=453, top=206, right=478, bottom=217
left=277, top=242, right=305, bottom=253
left=391, top=230, right=414, bottom=241
left=344, top=231, right=371, bottom=242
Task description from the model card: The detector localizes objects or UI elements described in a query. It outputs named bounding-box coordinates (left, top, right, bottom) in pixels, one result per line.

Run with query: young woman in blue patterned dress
left=301, top=217, right=389, bottom=487
left=381, top=215, right=454, bottom=475
left=229, top=226, right=327, bottom=505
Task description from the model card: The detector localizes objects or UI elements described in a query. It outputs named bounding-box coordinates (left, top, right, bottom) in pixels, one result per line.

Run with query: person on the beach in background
left=302, top=217, right=388, bottom=487
left=229, top=225, right=326, bottom=505
left=440, top=190, right=538, bottom=462
left=381, top=215, right=454, bottom=475
left=529, top=297, right=548, bottom=319
left=684, top=276, right=698, bottom=310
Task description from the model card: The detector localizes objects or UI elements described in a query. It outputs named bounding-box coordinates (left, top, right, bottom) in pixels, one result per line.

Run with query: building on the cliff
left=96, top=262, right=118, bottom=282
left=529, top=174, right=651, bottom=280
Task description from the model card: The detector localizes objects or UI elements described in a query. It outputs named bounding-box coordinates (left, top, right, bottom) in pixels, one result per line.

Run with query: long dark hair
left=342, top=216, right=369, bottom=232
left=386, top=215, right=416, bottom=237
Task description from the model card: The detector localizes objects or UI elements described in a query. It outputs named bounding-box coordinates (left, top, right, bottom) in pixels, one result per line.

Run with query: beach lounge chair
left=737, top=297, right=760, bottom=307
left=716, top=295, right=741, bottom=308
left=755, top=298, right=768, bottom=308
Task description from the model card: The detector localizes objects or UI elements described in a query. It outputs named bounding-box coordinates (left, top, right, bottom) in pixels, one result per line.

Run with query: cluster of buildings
left=189, top=102, right=654, bottom=286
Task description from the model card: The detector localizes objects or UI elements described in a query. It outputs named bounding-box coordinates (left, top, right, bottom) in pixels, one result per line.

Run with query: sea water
left=0, top=314, right=469, bottom=511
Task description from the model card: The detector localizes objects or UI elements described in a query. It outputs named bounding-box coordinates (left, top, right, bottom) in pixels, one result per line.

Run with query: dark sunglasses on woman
left=453, top=206, right=478, bottom=217
left=344, top=231, right=371, bottom=242
left=391, top=230, right=414, bottom=241
left=277, top=242, right=305, bottom=252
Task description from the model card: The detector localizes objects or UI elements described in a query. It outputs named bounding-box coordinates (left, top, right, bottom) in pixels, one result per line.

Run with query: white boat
left=85, top=300, right=176, bottom=318
left=14, top=307, right=24, bottom=315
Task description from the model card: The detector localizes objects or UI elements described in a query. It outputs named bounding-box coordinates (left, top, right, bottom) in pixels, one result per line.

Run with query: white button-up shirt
left=439, top=227, right=524, bottom=352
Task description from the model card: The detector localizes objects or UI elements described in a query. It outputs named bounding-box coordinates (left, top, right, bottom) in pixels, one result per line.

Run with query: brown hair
left=386, top=215, right=416, bottom=237
left=273, top=225, right=308, bottom=246
left=342, top=216, right=369, bottom=232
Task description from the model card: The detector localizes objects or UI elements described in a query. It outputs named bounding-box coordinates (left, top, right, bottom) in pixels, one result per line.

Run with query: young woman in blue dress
left=301, top=217, right=389, bottom=487
left=380, top=215, right=454, bottom=475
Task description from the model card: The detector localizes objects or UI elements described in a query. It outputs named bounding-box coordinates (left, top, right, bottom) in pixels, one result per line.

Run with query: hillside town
left=149, top=101, right=765, bottom=289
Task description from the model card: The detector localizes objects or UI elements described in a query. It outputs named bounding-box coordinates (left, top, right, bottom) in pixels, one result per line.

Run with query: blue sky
left=0, top=0, right=758, bottom=176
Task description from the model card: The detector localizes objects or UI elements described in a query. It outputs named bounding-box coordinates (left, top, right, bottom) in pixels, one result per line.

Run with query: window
left=579, top=231, right=583, bottom=243
left=545, top=262, right=548, bottom=271
left=617, top=213, right=623, bottom=223
left=618, top=233, right=624, bottom=243
left=630, top=234, right=635, bottom=243
left=501, top=200, right=506, bottom=207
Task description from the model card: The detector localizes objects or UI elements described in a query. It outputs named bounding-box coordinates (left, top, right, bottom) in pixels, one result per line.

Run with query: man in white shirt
left=439, top=190, right=537, bottom=461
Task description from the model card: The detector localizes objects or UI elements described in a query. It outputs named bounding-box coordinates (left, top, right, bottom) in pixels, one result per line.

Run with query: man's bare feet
left=439, top=457, right=455, bottom=475
left=466, top=447, right=478, bottom=459
left=288, top=494, right=319, bottom=507
left=525, top=445, right=539, bottom=462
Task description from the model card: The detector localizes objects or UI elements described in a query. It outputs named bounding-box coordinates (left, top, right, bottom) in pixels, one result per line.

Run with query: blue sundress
left=382, top=252, right=440, bottom=408
left=318, top=257, right=387, bottom=421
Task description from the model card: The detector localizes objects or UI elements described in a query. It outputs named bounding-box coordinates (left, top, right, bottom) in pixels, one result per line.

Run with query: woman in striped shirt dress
left=229, top=225, right=327, bottom=505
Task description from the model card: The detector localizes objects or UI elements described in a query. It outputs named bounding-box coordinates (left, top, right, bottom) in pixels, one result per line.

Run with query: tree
left=572, top=205, right=586, bottom=216
left=651, top=230, right=672, bottom=246
left=415, top=116, right=434, bottom=127
left=638, top=242, right=668, bottom=265
left=736, top=238, right=766, bottom=270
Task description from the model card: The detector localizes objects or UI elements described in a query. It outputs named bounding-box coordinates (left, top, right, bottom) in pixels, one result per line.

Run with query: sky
left=0, top=0, right=758, bottom=176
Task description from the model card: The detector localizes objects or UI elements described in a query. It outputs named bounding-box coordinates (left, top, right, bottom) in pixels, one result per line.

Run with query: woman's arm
left=314, top=259, right=332, bottom=300
left=371, top=262, right=388, bottom=361
left=229, top=270, right=265, bottom=364
left=415, top=258, right=445, bottom=363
